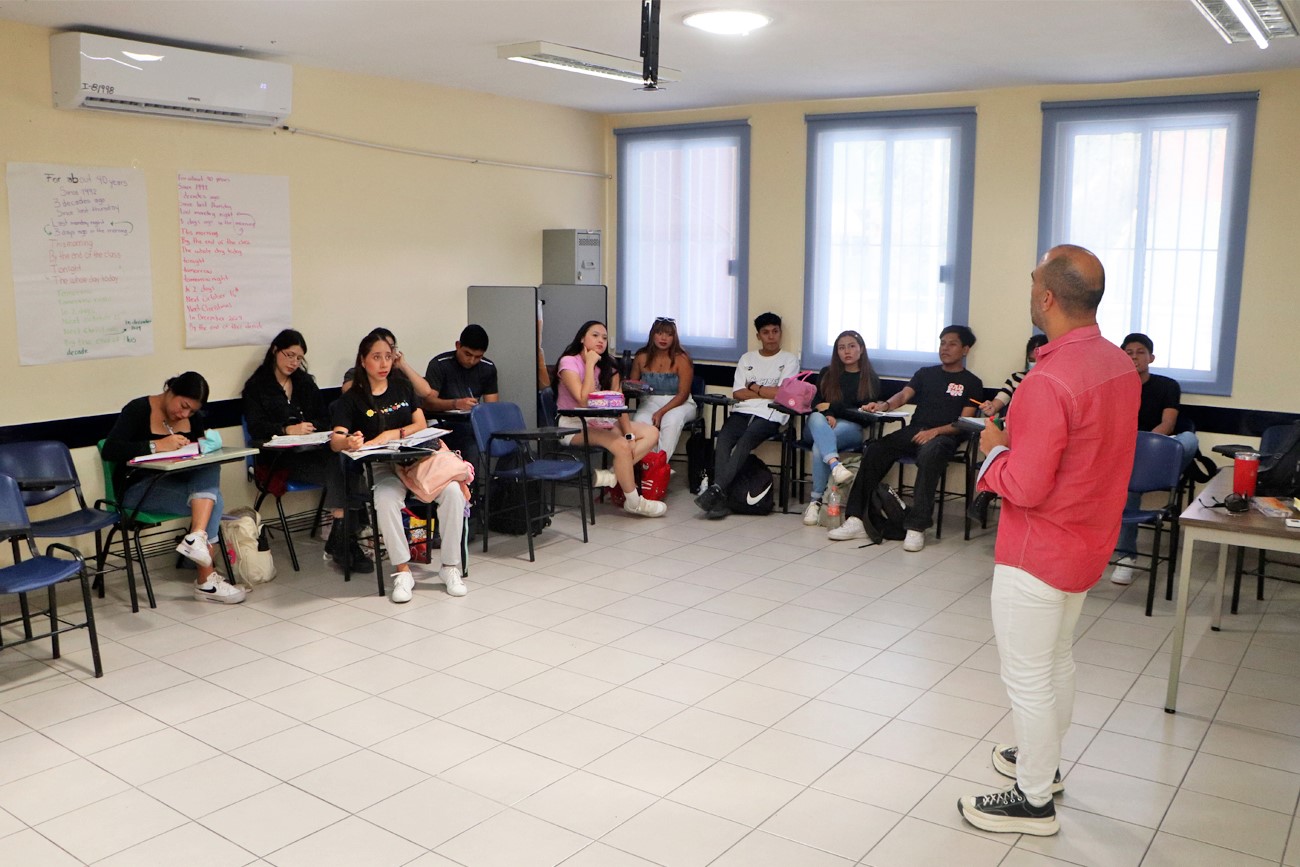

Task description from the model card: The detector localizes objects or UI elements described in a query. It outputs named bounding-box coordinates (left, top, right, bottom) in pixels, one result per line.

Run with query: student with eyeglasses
left=103, top=371, right=245, bottom=604
left=629, top=317, right=697, bottom=461
left=242, top=328, right=369, bottom=571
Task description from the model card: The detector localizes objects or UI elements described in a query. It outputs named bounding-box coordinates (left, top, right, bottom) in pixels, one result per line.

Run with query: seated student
left=555, top=320, right=666, bottom=518
left=331, top=332, right=467, bottom=602
left=802, top=330, right=881, bottom=526
left=979, top=333, right=1048, bottom=417
left=1110, top=332, right=1200, bottom=585
left=694, top=312, right=800, bottom=519
left=242, top=328, right=370, bottom=571
left=424, top=324, right=499, bottom=461
left=102, top=372, right=244, bottom=605
left=828, top=325, right=983, bottom=551
left=341, top=327, right=432, bottom=400
left=630, top=317, right=697, bottom=460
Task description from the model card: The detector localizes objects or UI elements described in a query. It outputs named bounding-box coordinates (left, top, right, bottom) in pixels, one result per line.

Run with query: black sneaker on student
left=693, top=484, right=723, bottom=513
left=991, top=744, right=1064, bottom=793
left=958, top=783, right=1059, bottom=836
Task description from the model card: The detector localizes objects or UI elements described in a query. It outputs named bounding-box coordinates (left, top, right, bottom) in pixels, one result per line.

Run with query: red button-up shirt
left=978, top=324, right=1139, bottom=593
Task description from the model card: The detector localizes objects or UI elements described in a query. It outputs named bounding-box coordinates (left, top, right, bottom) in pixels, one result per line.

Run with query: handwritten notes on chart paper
left=5, top=163, right=153, bottom=365
left=178, top=172, right=291, bottom=348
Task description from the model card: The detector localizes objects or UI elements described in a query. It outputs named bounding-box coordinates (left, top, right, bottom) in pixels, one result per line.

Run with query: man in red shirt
left=958, top=245, right=1139, bottom=836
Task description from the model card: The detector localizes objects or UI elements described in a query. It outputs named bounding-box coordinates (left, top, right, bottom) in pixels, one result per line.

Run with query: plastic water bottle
left=826, top=486, right=843, bottom=519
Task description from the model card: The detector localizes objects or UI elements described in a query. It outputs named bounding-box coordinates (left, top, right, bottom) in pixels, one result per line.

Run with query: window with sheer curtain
left=615, top=121, right=750, bottom=361
left=1039, top=93, right=1257, bottom=396
left=802, top=108, right=976, bottom=377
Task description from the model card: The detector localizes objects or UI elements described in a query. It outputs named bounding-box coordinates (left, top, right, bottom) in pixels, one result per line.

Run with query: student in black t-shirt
left=423, top=324, right=499, bottom=460
left=1110, top=332, right=1199, bottom=585
left=332, top=332, right=467, bottom=603
left=828, top=325, right=983, bottom=552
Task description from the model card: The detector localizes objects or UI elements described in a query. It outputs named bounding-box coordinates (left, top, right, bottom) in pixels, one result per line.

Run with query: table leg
left=1165, top=531, right=1196, bottom=713
left=1211, top=543, right=1229, bottom=632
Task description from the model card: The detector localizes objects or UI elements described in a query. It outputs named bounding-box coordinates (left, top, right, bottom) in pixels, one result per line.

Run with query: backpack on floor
left=685, top=428, right=710, bottom=493
left=223, top=508, right=276, bottom=586
left=862, top=483, right=907, bottom=545
left=1258, top=422, right=1300, bottom=497
left=819, top=453, right=862, bottom=529
left=726, top=454, right=775, bottom=515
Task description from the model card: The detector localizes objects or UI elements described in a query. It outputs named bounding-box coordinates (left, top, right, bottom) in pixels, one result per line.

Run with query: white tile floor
left=3, top=486, right=1300, bottom=866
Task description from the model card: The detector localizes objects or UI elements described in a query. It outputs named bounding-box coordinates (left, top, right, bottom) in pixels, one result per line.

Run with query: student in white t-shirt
left=694, top=312, right=800, bottom=519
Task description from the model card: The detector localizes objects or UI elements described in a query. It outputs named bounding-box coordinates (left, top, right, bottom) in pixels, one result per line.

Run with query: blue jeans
left=805, top=412, right=865, bottom=499
left=122, top=463, right=223, bottom=539
left=1116, top=431, right=1199, bottom=557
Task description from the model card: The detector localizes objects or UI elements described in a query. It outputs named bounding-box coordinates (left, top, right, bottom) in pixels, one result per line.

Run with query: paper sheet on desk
left=266, top=432, right=333, bottom=447
left=344, top=427, right=449, bottom=459
left=128, top=442, right=200, bottom=464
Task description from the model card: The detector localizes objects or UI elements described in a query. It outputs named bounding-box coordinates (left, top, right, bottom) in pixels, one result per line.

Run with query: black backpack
left=1258, top=422, right=1300, bottom=497
left=726, top=454, right=774, bottom=515
left=685, top=428, right=710, bottom=493
left=863, top=483, right=907, bottom=544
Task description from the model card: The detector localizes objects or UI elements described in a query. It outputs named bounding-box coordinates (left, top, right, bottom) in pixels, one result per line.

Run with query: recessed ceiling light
left=683, top=10, right=772, bottom=36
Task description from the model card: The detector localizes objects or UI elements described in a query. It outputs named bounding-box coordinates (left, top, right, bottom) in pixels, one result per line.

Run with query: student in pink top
left=554, top=320, right=666, bottom=518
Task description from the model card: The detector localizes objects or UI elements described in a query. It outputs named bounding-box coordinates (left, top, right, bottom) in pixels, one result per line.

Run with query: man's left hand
left=912, top=427, right=943, bottom=445
left=980, top=417, right=1008, bottom=453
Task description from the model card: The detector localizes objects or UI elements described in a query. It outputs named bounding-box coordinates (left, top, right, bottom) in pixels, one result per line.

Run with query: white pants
left=633, top=395, right=698, bottom=459
left=371, top=463, right=466, bottom=568
left=991, top=564, right=1087, bottom=806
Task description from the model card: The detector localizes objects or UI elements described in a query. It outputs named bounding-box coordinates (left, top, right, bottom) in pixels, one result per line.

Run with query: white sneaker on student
left=1111, top=556, right=1137, bottom=585
left=440, top=565, right=467, bottom=597
left=827, top=517, right=868, bottom=541
left=802, top=500, right=823, bottom=526
left=193, top=579, right=245, bottom=604
left=390, top=571, right=415, bottom=603
left=903, top=529, right=926, bottom=552
left=176, top=531, right=213, bottom=567
left=624, top=491, right=667, bottom=518
left=830, top=462, right=854, bottom=486
left=593, top=469, right=617, bottom=489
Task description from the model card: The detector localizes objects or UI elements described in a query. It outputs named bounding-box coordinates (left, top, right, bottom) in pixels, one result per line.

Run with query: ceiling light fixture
left=1190, top=0, right=1297, bottom=48
left=683, top=9, right=772, bottom=36
left=498, top=41, right=679, bottom=84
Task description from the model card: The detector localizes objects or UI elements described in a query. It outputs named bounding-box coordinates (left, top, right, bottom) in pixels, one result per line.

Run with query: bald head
left=1039, top=245, right=1105, bottom=315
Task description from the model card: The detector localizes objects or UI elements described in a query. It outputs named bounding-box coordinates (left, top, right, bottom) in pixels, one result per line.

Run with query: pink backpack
left=774, top=371, right=817, bottom=414
left=397, top=446, right=475, bottom=503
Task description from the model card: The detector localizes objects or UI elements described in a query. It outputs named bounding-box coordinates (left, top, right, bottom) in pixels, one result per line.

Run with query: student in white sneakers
left=802, top=330, right=881, bottom=526
left=103, top=372, right=244, bottom=604
left=332, top=332, right=468, bottom=603
left=555, top=320, right=666, bottom=518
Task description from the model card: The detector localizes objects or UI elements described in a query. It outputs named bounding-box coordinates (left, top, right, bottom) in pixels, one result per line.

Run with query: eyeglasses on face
left=279, top=350, right=305, bottom=363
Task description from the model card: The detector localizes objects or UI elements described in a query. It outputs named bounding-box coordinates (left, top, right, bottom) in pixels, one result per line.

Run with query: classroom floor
left=2, top=485, right=1299, bottom=867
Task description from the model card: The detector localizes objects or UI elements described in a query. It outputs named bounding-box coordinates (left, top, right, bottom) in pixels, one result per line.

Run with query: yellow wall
left=0, top=18, right=606, bottom=426
left=605, top=69, right=1300, bottom=428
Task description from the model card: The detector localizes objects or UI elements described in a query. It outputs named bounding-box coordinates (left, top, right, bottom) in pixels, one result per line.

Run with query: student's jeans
left=1115, top=430, right=1199, bottom=557
left=371, top=463, right=467, bottom=568
left=712, top=412, right=780, bottom=492
left=122, top=463, right=223, bottom=539
left=633, top=396, right=698, bottom=460
left=805, top=413, right=865, bottom=500
left=845, top=426, right=957, bottom=532
left=991, top=564, right=1087, bottom=807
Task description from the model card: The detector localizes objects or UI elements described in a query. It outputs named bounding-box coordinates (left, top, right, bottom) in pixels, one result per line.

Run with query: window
left=1039, top=93, right=1257, bottom=396
left=803, top=108, right=976, bottom=377
left=615, top=121, right=750, bottom=361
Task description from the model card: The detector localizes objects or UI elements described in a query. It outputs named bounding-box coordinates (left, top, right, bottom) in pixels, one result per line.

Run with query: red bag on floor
left=638, top=450, right=670, bottom=501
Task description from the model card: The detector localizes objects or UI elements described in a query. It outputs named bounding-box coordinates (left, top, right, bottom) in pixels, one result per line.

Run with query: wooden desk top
left=1180, top=472, right=1299, bottom=542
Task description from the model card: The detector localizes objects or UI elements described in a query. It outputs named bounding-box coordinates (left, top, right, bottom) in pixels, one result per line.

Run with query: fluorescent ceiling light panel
left=1190, top=0, right=1296, bottom=46
left=683, top=10, right=772, bottom=35
left=498, top=41, right=679, bottom=83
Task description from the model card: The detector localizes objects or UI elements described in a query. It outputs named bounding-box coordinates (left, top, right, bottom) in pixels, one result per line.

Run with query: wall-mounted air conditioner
left=50, top=32, right=292, bottom=128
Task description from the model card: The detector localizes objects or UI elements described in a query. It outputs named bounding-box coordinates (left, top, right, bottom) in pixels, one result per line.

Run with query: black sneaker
left=323, top=519, right=344, bottom=563
left=958, top=783, right=1059, bottom=836
left=694, top=484, right=723, bottom=512
left=346, top=539, right=374, bottom=571
left=705, top=502, right=730, bottom=520
left=968, top=490, right=995, bottom=524
left=991, top=744, right=1064, bottom=794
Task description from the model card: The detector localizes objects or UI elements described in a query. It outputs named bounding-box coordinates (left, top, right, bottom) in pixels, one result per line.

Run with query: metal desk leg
left=1165, top=530, right=1196, bottom=712
left=1211, top=543, right=1230, bottom=632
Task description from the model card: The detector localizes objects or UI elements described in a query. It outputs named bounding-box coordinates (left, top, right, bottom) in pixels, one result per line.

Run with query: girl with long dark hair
left=802, top=330, right=881, bottom=525
left=555, top=320, right=666, bottom=517
left=629, top=317, right=697, bottom=460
